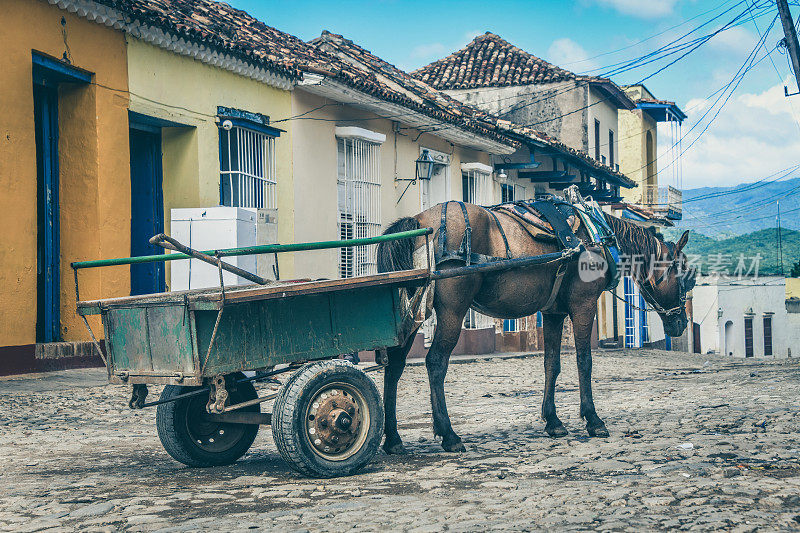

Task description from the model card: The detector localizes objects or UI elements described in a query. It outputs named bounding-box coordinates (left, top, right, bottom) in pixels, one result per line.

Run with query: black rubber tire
left=156, top=372, right=259, bottom=467
left=271, top=360, right=384, bottom=478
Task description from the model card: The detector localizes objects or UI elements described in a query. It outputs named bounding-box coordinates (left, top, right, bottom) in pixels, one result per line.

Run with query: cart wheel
left=272, top=360, right=384, bottom=477
left=156, top=372, right=259, bottom=467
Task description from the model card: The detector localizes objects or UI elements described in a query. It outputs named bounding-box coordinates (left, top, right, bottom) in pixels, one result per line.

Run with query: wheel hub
left=307, top=388, right=362, bottom=457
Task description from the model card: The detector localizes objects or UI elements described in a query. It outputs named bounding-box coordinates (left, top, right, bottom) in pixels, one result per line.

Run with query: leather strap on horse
left=484, top=207, right=512, bottom=259
left=529, top=200, right=582, bottom=250
left=436, top=201, right=509, bottom=266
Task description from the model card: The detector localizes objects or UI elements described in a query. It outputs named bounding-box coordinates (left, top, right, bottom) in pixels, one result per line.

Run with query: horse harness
left=434, top=198, right=620, bottom=312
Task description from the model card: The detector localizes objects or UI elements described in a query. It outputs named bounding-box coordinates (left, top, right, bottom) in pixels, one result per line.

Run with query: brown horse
left=377, top=201, right=694, bottom=454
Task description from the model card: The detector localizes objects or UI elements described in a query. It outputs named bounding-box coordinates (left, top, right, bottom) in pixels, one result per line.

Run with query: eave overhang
left=299, top=74, right=517, bottom=155
left=636, top=102, right=687, bottom=122
left=48, top=0, right=297, bottom=91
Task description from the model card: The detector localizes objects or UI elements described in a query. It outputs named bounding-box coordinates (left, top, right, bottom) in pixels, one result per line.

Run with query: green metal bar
left=71, top=227, right=433, bottom=270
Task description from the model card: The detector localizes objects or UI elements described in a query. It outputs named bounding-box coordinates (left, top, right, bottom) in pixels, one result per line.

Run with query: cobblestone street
left=1, top=349, right=799, bottom=531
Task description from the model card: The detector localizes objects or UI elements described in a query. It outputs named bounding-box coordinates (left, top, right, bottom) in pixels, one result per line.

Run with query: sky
left=229, top=0, right=800, bottom=191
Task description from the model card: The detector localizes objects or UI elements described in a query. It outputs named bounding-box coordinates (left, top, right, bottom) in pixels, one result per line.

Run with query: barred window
left=337, top=137, right=381, bottom=278
left=220, top=125, right=277, bottom=209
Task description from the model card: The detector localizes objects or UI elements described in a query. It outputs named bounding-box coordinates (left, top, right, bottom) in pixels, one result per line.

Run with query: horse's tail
left=377, top=217, right=420, bottom=273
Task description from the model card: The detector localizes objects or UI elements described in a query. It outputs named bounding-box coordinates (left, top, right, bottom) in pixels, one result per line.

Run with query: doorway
left=33, top=83, right=60, bottom=342
left=724, top=320, right=734, bottom=356
left=129, top=127, right=164, bottom=295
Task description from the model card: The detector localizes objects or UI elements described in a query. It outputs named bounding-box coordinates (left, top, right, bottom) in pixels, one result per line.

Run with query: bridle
left=637, top=241, right=696, bottom=318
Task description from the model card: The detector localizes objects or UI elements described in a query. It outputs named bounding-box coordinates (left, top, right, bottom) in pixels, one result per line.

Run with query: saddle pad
left=494, top=203, right=580, bottom=241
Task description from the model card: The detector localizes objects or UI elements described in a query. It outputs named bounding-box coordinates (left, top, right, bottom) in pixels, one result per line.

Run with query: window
left=501, top=183, right=514, bottom=203
left=461, top=163, right=493, bottom=205
left=608, top=130, right=615, bottom=168
left=763, top=315, right=773, bottom=356
left=420, top=148, right=450, bottom=211
left=219, top=125, right=277, bottom=209
left=503, top=319, right=518, bottom=332
left=744, top=316, right=754, bottom=357
left=461, top=163, right=495, bottom=330
left=337, top=136, right=381, bottom=278
left=594, top=119, right=601, bottom=161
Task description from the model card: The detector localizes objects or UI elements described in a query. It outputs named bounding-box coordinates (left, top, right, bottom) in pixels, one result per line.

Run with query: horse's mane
left=603, top=212, right=665, bottom=271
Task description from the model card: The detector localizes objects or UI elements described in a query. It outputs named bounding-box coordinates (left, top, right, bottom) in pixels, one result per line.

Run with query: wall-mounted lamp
left=415, top=149, right=436, bottom=182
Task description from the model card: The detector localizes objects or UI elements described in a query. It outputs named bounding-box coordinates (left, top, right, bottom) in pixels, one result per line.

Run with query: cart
left=72, top=224, right=571, bottom=477
left=72, top=228, right=432, bottom=478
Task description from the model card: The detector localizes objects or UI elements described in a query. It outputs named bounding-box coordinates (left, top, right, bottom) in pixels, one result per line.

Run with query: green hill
left=662, top=228, right=800, bottom=276
left=676, top=178, right=800, bottom=239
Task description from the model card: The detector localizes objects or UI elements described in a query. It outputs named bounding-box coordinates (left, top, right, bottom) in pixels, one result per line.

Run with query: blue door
left=34, top=83, right=60, bottom=342
left=129, top=128, right=164, bottom=295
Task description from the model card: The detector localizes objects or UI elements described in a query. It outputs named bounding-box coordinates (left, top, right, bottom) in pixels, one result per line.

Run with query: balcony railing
left=654, top=185, right=682, bottom=220
left=642, top=184, right=658, bottom=206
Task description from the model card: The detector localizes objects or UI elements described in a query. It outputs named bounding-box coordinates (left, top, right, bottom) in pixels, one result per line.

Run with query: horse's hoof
left=546, top=424, right=568, bottom=438
left=383, top=442, right=408, bottom=455
left=587, top=424, right=609, bottom=438
left=441, top=438, right=466, bottom=453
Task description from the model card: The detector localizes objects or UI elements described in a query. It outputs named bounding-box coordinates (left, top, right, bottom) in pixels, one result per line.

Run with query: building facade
left=693, top=277, right=789, bottom=358
left=0, top=0, right=130, bottom=372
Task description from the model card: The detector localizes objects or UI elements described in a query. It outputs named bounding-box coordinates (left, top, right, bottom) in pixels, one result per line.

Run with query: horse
left=376, top=200, right=695, bottom=454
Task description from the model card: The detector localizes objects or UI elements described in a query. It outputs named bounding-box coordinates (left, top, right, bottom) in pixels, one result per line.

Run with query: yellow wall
left=125, top=38, right=295, bottom=279
left=290, top=89, right=492, bottom=279
left=0, top=0, right=129, bottom=347
left=787, top=278, right=800, bottom=299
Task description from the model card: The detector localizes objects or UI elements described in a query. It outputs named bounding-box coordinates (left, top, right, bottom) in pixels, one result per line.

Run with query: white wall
left=694, top=277, right=789, bottom=358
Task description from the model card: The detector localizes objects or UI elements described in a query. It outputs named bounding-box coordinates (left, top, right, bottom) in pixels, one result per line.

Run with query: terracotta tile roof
left=413, top=32, right=579, bottom=89
left=311, top=32, right=633, bottom=186
left=90, top=0, right=309, bottom=80
left=84, top=0, right=515, bottom=146
left=75, top=1, right=629, bottom=184
left=309, top=31, right=517, bottom=146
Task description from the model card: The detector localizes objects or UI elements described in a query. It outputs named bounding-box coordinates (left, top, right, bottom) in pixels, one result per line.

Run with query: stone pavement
left=1, top=349, right=799, bottom=531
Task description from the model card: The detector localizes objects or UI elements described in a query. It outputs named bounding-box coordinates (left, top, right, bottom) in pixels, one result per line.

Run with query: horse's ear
left=674, top=230, right=690, bottom=254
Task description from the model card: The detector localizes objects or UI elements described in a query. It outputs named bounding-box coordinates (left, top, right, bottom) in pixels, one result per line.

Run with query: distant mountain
left=673, top=178, right=800, bottom=239
left=662, top=228, right=800, bottom=276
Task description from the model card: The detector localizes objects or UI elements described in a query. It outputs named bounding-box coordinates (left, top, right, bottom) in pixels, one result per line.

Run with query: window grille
left=462, top=167, right=494, bottom=330
left=501, top=183, right=514, bottom=203
left=220, top=125, right=277, bottom=209
left=337, top=137, right=381, bottom=278
left=624, top=276, right=636, bottom=348
left=464, top=309, right=495, bottom=330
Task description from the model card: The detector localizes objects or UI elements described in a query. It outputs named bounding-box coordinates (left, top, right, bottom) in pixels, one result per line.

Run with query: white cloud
left=547, top=38, right=599, bottom=70
left=591, top=0, right=679, bottom=19
left=661, top=79, right=800, bottom=189
left=708, top=25, right=758, bottom=54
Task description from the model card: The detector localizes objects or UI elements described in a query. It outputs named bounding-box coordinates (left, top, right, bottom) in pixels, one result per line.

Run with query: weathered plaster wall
left=587, top=86, right=620, bottom=169
left=290, top=89, right=492, bottom=279
left=125, top=38, right=295, bottom=279
left=0, top=0, right=129, bottom=347
left=444, top=81, right=588, bottom=152
left=618, top=108, right=657, bottom=203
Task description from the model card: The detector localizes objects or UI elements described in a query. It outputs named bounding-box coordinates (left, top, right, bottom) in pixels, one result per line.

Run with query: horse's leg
left=541, top=313, right=568, bottom=437
left=383, top=327, right=418, bottom=455
left=426, top=303, right=471, bottom=453
left=571, top=304, right=609, bottom=437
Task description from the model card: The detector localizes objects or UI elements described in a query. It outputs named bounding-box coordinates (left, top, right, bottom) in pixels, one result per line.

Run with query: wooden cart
left=72, top=229, right=430, bottom=478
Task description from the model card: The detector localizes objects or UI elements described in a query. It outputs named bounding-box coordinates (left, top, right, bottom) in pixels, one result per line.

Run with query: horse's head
left=642, top=230, right=696, bottom=337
